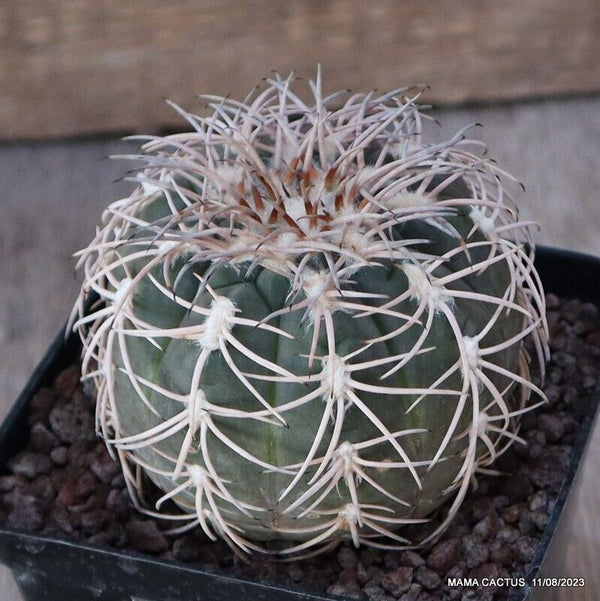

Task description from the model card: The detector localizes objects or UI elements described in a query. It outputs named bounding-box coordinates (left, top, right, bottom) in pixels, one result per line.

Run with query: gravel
left=382, top=567, right=414, bottom=596
left=426, top=539, right=461, bottom=573
left=1, top=293, right=598, bottom=600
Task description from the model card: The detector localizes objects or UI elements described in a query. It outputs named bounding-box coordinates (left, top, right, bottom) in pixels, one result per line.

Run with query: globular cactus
left=72, top=72, right=548, bottom=557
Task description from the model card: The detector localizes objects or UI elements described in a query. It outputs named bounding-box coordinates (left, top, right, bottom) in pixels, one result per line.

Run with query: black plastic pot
left=0, top=246, right=598, bottom=601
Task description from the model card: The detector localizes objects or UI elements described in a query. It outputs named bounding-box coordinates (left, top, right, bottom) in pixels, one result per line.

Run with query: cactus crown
left=72, top=72, right=548, bottom=557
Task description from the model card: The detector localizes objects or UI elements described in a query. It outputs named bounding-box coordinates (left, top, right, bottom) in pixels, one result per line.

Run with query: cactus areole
left=72, top=73, right=549, bottom=557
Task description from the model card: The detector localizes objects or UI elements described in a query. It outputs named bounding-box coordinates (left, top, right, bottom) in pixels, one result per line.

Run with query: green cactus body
left=73, top=73, right=548, bottom=555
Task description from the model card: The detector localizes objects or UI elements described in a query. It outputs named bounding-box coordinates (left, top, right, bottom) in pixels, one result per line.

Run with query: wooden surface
left=1, top=97, right=599, bottom=599
left=1, top=0, right=600, bottom=140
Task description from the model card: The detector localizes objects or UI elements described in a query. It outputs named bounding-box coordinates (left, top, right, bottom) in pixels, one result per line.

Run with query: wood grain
left=1, top=0, right=599, bottom=140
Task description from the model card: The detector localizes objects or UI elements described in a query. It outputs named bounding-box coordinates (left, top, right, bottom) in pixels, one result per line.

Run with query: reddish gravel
left=1, top=294, right=598, bottom=601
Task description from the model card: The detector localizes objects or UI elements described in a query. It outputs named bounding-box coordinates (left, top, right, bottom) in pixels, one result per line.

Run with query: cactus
left=71, top=72, right=548, bottom=557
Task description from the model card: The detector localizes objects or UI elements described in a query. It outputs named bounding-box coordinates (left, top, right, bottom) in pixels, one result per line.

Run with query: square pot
left=0, top=246, right=598, bottom=601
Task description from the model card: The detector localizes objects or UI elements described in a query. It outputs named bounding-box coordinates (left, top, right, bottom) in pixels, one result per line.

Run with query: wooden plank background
left=2, top=0, right=599, bottom=140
